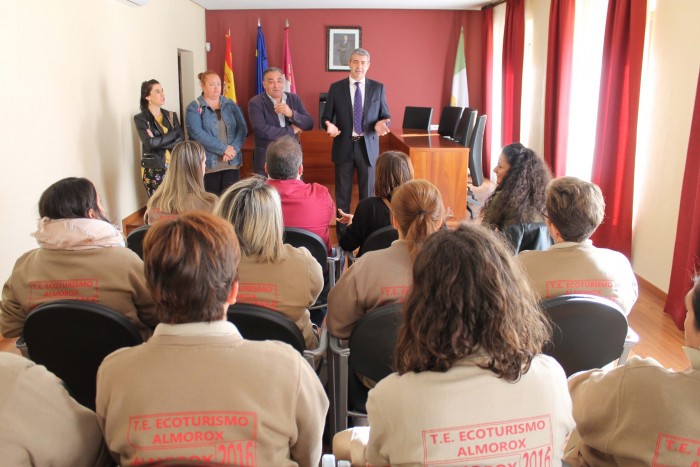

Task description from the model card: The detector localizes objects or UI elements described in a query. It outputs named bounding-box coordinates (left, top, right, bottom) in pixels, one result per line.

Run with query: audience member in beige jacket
left=0, top=352, right=112, bottom=467
left=518, top=177, right=638, bottom=314
left=334, top=224, right=574, bottom=466
left=327, top=179, right=445, bottom=338
left=564, top=278, right=700, bottom=466
left=145, top=141, right=218, bottom=224
left=215, top=176, right=323, bottom=348
left=96, top=213, right=328, bottom=466
left=0, top=177, right=156, bottom=341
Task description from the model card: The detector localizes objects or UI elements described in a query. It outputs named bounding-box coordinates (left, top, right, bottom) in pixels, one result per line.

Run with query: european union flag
left=256, top=25, right=268, bottom=95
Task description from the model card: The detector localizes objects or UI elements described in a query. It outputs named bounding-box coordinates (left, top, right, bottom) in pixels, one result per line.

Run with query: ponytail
left=391, top=180, right=444, bottom=258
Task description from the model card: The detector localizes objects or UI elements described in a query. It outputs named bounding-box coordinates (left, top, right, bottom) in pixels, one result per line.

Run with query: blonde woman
left=145, top=141, right=218, bottom=224
left=327, top=179, right=445, bottom=339
left=214, top=176, right=323, bottom=349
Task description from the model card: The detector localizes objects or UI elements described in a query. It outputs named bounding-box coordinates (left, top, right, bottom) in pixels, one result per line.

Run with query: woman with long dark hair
left=481, top=142, right=551, bottom=230
left=134, top=79, right=184, bottom=196
left=337, top=150, right=414, bottom=252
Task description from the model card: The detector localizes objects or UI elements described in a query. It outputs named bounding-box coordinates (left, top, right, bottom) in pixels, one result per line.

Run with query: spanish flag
left=223, top=32, right=237, bottom=103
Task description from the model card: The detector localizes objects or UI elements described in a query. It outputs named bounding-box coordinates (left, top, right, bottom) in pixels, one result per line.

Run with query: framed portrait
left=327, top=26, right=362, bottom=71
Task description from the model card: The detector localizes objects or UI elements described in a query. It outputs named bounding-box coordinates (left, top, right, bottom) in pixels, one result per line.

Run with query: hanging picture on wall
left=327, top=26, right=362, bottom=71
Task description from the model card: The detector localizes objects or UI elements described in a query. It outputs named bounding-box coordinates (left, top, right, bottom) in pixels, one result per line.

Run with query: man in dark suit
left=248, top=67, right=314, bottom=175
left=321, top=48, right=391, bottom=236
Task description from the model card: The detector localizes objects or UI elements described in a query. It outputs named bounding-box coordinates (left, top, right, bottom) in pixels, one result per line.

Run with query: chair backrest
left=541, top=294, right=628, bottom=376
left=126, top=224, right=151, bottom=260
left=464, top=110, right=478, bottom=146
left=227, top=302, right=305, bottom=353
left=454, top=108, right=476, bottom=145
left=357, top=226, right=399, bottom=257
left=22, top=299, right=144, bottom=410
left=437, top=106, right=463, bottom=139
left=283, top=227, right=328, bottom=272
left=468, top=114, right=487, bottom=187
left=402, top=106, right=433, bottom=130
left=502, top=222, right=552, bottom=254
left=348, top=302, right=403, bottom=384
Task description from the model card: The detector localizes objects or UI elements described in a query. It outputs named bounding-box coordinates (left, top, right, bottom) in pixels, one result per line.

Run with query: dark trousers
left=204, top=169, right=240, bottom=196
left=252, top=149, right=267, bottom=176
left=335, top=140, right=375, bottom=237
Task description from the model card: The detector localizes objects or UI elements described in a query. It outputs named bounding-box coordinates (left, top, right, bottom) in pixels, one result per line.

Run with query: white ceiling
left=190, top=0, right=490, bottom=10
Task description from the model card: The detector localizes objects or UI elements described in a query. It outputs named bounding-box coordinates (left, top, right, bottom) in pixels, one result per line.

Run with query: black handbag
left=140, top=153, right=165, bottom=170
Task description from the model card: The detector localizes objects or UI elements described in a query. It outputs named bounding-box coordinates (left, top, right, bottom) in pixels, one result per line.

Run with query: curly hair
left=394, top=223, right=551, bottom=382
left=482, top=143, right=552, bottom=229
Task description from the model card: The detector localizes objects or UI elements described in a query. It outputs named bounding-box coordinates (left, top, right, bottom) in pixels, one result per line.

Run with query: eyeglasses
left=541, top=208, right=549, bottom=219
left=215, top=109, right=222, bottom=120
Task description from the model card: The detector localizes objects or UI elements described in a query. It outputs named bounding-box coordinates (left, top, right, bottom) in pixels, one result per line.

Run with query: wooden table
left=388, top=129, right=469, bottom=223
left=241, top=129, right=469, bottom=222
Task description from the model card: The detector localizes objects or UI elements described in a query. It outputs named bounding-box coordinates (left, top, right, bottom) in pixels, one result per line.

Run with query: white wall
left=0, top=0, right=206, bottom=281
left=632, top=1, right=700, bottom=291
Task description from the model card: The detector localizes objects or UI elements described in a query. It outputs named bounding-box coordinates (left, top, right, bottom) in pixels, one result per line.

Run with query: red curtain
left=501, top=0, right=525, bottom=146
left=664, top=72, right=700, bottom=328
left=543, top=0, right=575, bottom=177
left=590, top=0, right=647, bottom=259
left=482, top=7, right=493, bottom=177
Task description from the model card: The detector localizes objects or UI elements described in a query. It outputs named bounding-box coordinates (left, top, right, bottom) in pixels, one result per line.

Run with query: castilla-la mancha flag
left=223, top=32, right=237, bottom=103
left=283, top=25, right=296, bottom=93
left=450, top=26, right=469, bottom=108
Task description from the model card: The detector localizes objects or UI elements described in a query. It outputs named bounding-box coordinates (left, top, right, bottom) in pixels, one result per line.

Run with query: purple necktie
left=353, top=81, right=363, bottom=135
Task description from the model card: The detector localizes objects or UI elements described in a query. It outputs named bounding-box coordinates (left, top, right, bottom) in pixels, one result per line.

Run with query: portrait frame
left=327, top=26, right=362, bottom=71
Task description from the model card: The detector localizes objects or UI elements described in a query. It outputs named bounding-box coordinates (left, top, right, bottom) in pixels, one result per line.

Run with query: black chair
left=227, top=302, right=325, bottom=368
left=348, top=226, right=399, bottom=264
left=454, top=108, right=477, bottom=146
left=502, top=222, right=552, bottom=254
left=437, top=106, right=463, bottom=139
left=21, top=299, right=143, bottom=410
left=402, top=106, right=433, bottom=130
left=466, top=114, right=487, bottom=219
left=126, top=224, right=151, bottom=259
left=283, top=227, right=341, bottom=320
left=468, top=114, right=487, bottom=187
left=541, top=294, right=629, bottom=377
left=327, top=303, right=403, bottom=436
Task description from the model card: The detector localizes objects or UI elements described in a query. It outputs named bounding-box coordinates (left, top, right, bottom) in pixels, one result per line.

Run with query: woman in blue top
left=186, top=70, right=247, bottom=195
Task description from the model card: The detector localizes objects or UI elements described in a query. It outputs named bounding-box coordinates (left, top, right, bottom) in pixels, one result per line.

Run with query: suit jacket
left=321, top=78, right=390, bottom=166
left=248, top=92, right=314, bottom=158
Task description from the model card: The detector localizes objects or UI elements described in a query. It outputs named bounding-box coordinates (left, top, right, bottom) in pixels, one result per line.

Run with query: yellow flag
left=223, top=33, right=237, bottom=103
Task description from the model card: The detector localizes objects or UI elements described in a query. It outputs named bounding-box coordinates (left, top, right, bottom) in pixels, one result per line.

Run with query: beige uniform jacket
left=0, top=247, right=157, bottom=340
left=237, top=244, right=323, bottom=349
left=327, top=240, right=411, bottom=338
left=0, top=352, right=111, bottom=467
left=364, top=353, right=574, bottom=467
left=565, top=349, right=700, bottom=466
left=518, top=240, right=638, bottom=315
left=96, top=321, right=328, bottom=467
